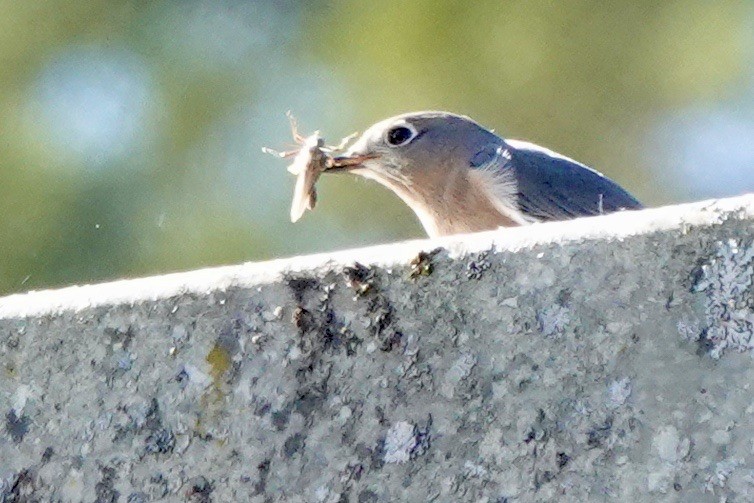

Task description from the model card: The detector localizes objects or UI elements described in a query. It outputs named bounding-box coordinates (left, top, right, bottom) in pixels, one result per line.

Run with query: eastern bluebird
left=329, top=111, right=642, bottom=237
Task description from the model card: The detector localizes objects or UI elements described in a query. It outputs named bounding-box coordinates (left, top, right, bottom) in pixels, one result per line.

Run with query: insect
left=263, top=113, right=357, bottom=222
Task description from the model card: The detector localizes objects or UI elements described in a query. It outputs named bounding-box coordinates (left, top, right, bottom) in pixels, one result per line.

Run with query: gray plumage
left=471, top=137, right=642, bottom=221
left=331, top=111, right=642, bottom=237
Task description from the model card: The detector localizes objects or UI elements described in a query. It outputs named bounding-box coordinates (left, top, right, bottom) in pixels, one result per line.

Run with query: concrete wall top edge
left=0, top=193, right=752, bottom=320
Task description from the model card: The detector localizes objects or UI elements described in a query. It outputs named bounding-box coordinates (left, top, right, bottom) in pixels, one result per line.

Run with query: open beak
left=326, top=153, right=380, bottom=173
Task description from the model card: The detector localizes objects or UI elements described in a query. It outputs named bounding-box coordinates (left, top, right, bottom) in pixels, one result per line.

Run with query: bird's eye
left=385, top=125, right=416, bottom=147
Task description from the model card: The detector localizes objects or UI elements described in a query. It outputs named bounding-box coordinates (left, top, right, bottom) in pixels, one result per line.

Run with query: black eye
left=386, top=126, right=415, bottom=146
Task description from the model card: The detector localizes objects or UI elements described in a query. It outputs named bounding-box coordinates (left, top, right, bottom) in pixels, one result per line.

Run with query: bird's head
left=329, top=111, right=500, bottom=194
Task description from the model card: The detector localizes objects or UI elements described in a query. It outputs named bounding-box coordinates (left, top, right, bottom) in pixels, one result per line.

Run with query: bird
left=327, top=111, right=643, bottom=238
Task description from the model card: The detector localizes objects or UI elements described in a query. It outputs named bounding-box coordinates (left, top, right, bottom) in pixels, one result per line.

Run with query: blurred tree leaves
left=307, top=0, right=746, bottom=193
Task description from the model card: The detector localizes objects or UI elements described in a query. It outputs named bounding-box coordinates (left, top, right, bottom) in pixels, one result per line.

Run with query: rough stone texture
left=1, top=195, right=754, bottom=502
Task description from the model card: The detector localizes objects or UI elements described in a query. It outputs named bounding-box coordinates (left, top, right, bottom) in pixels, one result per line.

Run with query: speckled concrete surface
left=1, top=195, right=754, bottom=502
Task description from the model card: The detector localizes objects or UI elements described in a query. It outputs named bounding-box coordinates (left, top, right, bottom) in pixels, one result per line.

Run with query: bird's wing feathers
left=471, top=139, right=642, bottom=223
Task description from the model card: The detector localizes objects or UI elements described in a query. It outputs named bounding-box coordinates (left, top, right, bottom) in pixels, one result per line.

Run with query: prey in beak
left=262, top=112, right=366, bottom=222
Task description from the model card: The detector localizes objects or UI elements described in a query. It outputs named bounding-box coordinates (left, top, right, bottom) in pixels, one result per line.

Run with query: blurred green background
left=1, top=0, right=752, bottom=295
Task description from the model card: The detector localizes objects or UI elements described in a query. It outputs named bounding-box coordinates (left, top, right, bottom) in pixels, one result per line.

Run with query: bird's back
left=505, top=140, right=642, bottom=222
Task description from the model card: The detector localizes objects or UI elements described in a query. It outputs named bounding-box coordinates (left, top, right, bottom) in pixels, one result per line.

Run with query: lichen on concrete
left=692, top=238, right=754, bottom=358
left=1, top=195, right=754, bottom=501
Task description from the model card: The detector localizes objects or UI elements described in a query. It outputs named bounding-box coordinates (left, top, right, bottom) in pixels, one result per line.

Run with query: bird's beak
left=326, top=153, right=380, bottom=173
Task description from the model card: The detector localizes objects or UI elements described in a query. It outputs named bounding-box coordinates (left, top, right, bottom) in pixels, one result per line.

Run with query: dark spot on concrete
left=147, top=472, right=170, bottom=499
left=665, top=291, right=675, bottom=310
left=5, top=410, right=30, bottom=443
left=673, top=481, right=682, bottom=491
left=105, top=324, right=134, bottom=349
left=216, top=322, right=241, bottom=357
left=557, top=288, right=572, bottom=306
left=628, top=416, right=638, bottom=431
left=2, top=469, right=34, bottom=501
left=271, top=409, right=290, bottom=431
left=284, top=433, right=305, bottom=458
left=380, top=331, right=403, bottom=352
left=5, top=332, right=20, bottom=350
left=145, top=427, right=175, bottom=454
left=355, top=442, right=374, bottom=463
left=586, top=416, right=613, bottom=449
left=41, top=446, right=54, bottom=463
left=186, top=475, right=214, bottom=503
left=535, top=470, right=555, bottom=488
left=253, top=458, right=271, bottom=495
left=293, top=303, right=362, bottom=357
left=140, top=398, right=176, bottom=455
left=344, top=262, right=376, bottom=296
left=144, top=398, right=163, bottom=431
left=374, top=406, right=388, bottom=426
left=696, top=329, right=715, bottom=357
left=556, top=452, right=570, bottom=469
left=254, top=400, right=271, bottom=417
left=287, top=276, right=320, bottom=303
left=365, top=294, right=403, bottom=352
left=358, top=489, right=379, bottom=503
left=410, top=415, right=432, bottom=459
left=337, top=492, right=350, bottom=503
left=518, top=377, right=532, bottom=392
left=128, top=492, right=148, bottom=503
left=295, top=389, right=326, bottom=417
left=370, top=438, right=386, bottom=470
left=289, top=272, right=362, bottom=367
left=344, top=331, right=363, bottom=356
left=95, top=466, right=120, bottom=503
left=293, top=307, right=315, bottom=332
left=176, top=368, right=189, bottom=386
left=344, top=462, right=364, bottom=482
left=368, top=296, right=393, bottom=334
left=687, top=263, right=706, bottom=292
left=410, top=250, right=436, bottom=279
left=466, top=251, right=491, bottom=280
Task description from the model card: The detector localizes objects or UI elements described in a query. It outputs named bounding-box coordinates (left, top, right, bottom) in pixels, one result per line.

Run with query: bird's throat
left=355, top=168, right=521, bottom=238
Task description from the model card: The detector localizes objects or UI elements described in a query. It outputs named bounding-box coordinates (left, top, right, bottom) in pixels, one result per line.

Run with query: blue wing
left=472, top=139, right=643, bottom=222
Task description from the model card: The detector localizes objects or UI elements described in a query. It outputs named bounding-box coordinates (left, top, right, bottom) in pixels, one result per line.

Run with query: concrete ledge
left=1, top=194, right=754, bottom=501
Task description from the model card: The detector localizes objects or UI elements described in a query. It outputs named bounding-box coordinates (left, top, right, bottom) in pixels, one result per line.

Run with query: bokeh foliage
left=0, top=0, right=750, bottom=294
